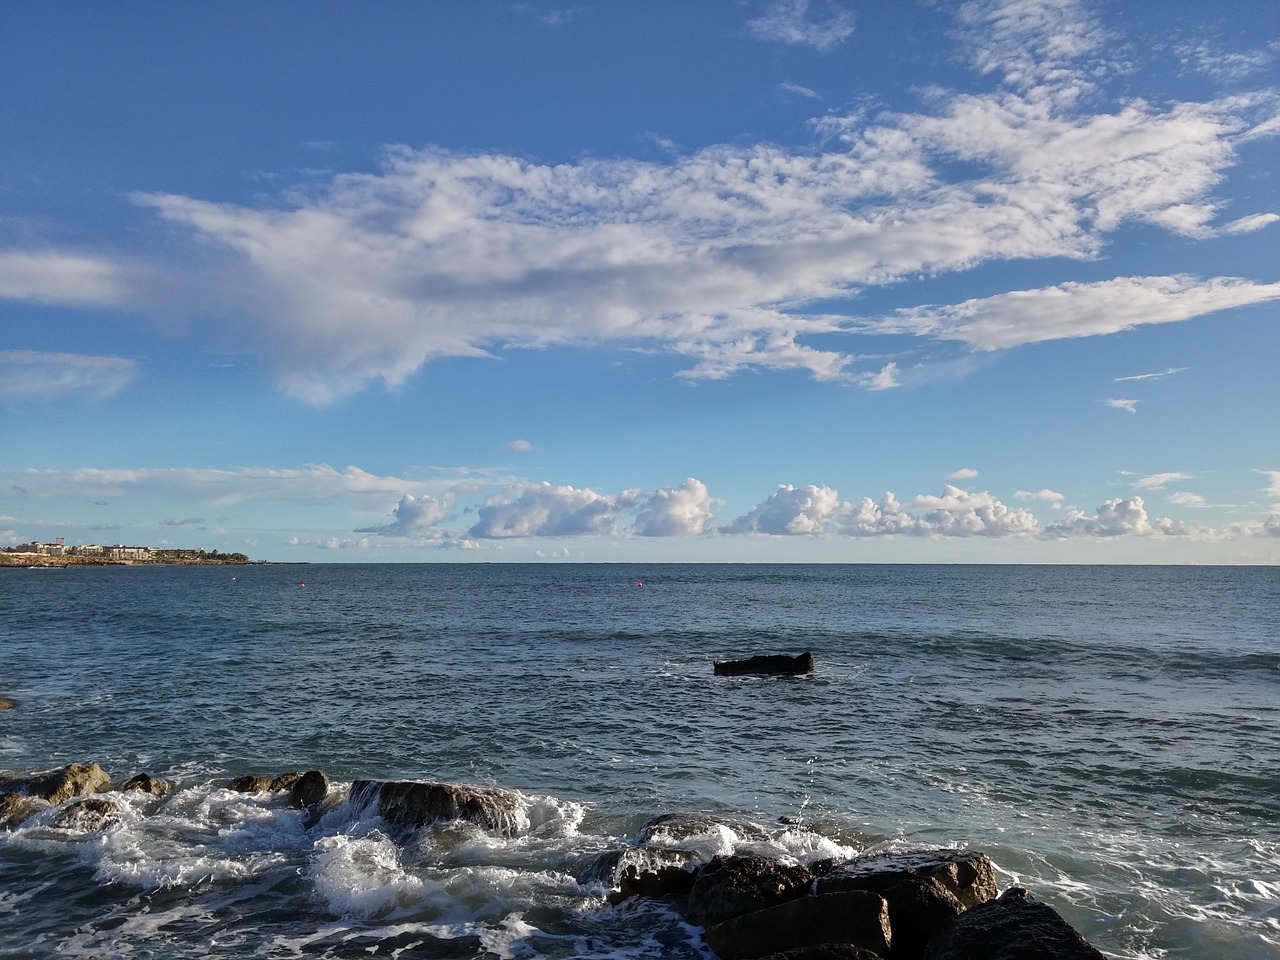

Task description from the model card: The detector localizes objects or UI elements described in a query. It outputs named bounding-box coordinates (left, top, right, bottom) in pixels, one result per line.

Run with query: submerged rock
left=687, top=855, right=814, bottom=927
left=705, top=890, right=891, bottom=960
left=121, top=773, right=172, bottom=797
left=289, top=770, right=330, bottom=808
left=0, top=792, right=41, bottom=828
left=350, top=779, right=525, bottom=836
left=714, top=653, right=814, bottom=677
left=0, top=762, right=111, bottom=804
left=53, top=796, right=120, bottom=832
left=923, top=887, right=1107, bottom=960
left=0, top=697, right=14, bottom=710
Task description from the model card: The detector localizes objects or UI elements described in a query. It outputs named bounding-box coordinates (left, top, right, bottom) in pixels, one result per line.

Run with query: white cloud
left=870, top=276, right=1280, bottom=352
left=722, top=484, right=845, bottom=535
left=0, top=350, right=138, bottom=401
left=631, top=478, right=717, bottom=536
left=905, top=485, right=1040, bottom=537
left=3, top=2, right=1273, bottom=404
left=1135, top=471, right=1192, bottom=490
left=747, top=0, right=854, bottom=51
left=1113, top=366, right=1188, bottom=382
left=1176, top=40, right=1272, bottom=82
left=504, top=439, right=538, bottom=452
left=1106, top=398, right=1139, bottom=413
left=948, top=467, right=980, bottom=480
left=1222, top=212, right=1280, bottom=234
left=1015, top=487, right=1065, bottom=505
left=356, top=493, right=449, bottom=537
left=1258, top=470, right=1280, bottom=498
left=780, top=82, right=819, bottom=99
left=840, top=492, right=919, bottom=536
left=1168, top=491, right=1207, bottom=507
left=1042, top=496, right=1192, bottom=538
left=0, top=253, right=129, bottom=306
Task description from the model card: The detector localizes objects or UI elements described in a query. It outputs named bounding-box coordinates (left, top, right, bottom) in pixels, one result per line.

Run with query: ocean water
left=0, top=563, right=1277, bottom=959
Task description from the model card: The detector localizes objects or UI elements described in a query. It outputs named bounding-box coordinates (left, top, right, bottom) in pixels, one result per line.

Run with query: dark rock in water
left=269, top=772, right=302, bottom=792
left=122, top=773, right=172, bottom=797
left=0, top=792, right=41, bottom=828
left=637, top=811, right=773, bottom=845
left=714, top=653, right=814, bottom=676
left=705, top=890, right=891, bottom=960
left=613, top=861, right=699, bottom=903
left=289, top=770, right=329, bottom=808
left=816, top=849, right=997, bottom=910
left=53, top=796, right=120, bottom=832
left=687, top=855, right=814, bottom=927
left=0, top=763, right=111, bottom=804
left=759, top=946, right=886, bottom=960
left=881, top=877, right=965, bottom=960
left=228, top=774, right=274, bottom=793
left=350, top=779, right=525, bottom=836
left=923, top=887, right=1107, bottom=960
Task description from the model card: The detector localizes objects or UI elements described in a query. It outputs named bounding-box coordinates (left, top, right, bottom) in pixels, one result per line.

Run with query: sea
left=1, top=563, right=1277, bottom=959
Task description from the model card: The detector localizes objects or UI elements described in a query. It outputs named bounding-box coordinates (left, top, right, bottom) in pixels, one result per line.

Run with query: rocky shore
left=0, top=553, right=250, bottom=567
left=0, top=763, right=1107, bottom=960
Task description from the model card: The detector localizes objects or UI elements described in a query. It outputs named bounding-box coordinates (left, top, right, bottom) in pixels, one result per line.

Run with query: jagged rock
left=637, top=811, right=773, bottom=845
left=881, top=877, right=965, bottom=960
left=705, top=890, right=891, bottom=960
left=614, top=861, right=699, bottom=902
left=815, top=849, right=997, bottom=909
left=289, top=770, right=329, bottom=808
left=688, top=855, right=814, bottom=927
left=0, top=763, right=111, bottom=804
left=122, top=773, right=172, bottom=796
left=53, top=796, right=120, bottom=832
left=760, top=946, right=885, bottom=960
left=923, top=887, right=1106, bottom=960
left=714, top=653, right=814, bottom=676
left=269, top=772, right=301, bottom=792
left=228, top=774, right=274, bottom=793
left=350, top=779, right=525, bottom=836
left=1, top=792, right=41, bottom=828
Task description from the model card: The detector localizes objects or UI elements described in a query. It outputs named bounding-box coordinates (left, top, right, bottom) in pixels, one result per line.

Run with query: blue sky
left=2, top=0, right=1278, bottom=563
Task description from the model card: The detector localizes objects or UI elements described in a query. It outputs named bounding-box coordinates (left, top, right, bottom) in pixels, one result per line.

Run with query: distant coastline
left=0, top=552, right=252, bottom=568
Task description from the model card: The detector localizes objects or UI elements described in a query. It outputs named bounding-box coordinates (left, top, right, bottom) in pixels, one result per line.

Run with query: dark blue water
left=1, top=564, right=1278, bottom=958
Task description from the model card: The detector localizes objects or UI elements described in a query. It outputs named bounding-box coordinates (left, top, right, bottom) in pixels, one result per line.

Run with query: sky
left=2, top=0, right=1279, bottom=564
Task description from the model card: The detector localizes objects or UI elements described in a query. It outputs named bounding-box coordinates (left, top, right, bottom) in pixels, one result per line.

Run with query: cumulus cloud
left=1106, top=398, right=1139, bottom=413
left=1258, top=469, right=1280, bottom=498
left=1015, top=488, right=1065, bottom=505
left=747, top=0, right=854, bottom=51
left=1042, top=496, right=1192, bottom=538
left=903, top=485, right=1040, bottom=537
left=1135, top=472, right=1192, bottom=490
left=947, top=467, right=979, bottom=480
left=0, top=350, right=138, bottom=402
left=356, top=493, right=449, bottom=537
left=722, top=484, right=845, bottom=535
left=631, top=478, right=717, bottom=536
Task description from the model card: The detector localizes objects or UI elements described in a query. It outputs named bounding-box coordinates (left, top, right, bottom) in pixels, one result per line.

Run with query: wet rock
left=687, top=855, right=814, bottom=927
left=760, top=946, right=885, bottom=960
left=714, top=653, right=814, bottom=677
left=53, top=796, right=120, bottom=832
left=637, top=811, right=773, bottom=845
left=228, top=774, right=274, bottom=793
left=705, top=890, right=891, bottom=960
left=815, top=849, right=997, bottom=909
left=269, top=772, right=302, bottom=792
left=289, top=770, right=329, bottom=808
left=0, top=697, right=14, bottom=710
left=350, top=779, right=525, bottom=836
left=923, top=887, right=1107, bottom=960
left=0, top=763, right=111, bottom=804
left=881, top=877, right=965, bottom=960
left=0, top=792, right=41, bottom=828
left=122, top=773, right=172, bottom=796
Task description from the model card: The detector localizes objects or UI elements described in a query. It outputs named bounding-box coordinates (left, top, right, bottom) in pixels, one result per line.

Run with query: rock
left=816, top=849, right=997, bottom=909
left=714, top=653, right=814, bottom=677
left=228, top=774, right=274, bottom=793
left=0, top=792, right=41, bottom=828
left=881, top=877, right=965, bottom=960
left=687, top=855, right=814, bottom=927
left=705, top=890, right=891, bottom=960
left=760, top=946, right=886, bottom=960
left=637, top=811, right=773, bottom=845
left=121, top=773, right=172, bottom=796
left=613, top=861, right=699, bottom=903
left=289, top=770, right=329, bottom=808
left=52, top=796, right=120, bottom=832
left=350, top=779, right=525, bottom=836
left=0, top=697, right=14, bottom=710
left=923, top=887, right=1107, bottom=960
left=269, top=772, right=301, bottom=792
left=0, top=763, right=111, bottom=804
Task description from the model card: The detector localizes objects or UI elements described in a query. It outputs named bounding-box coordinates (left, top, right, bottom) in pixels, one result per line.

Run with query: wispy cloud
left=0, top=350, right=138, bottom=402
left=1135, top=472, right=1192, bottom=490
left=503, top=439, right=539, bottom=453
left=1106, top=398, right=1139, bottom=414
left=747, top=0, right=854, bottom=51
left=780, top=82, right=819, bottom=99
left=1114, top=366, right=1188, bottom=382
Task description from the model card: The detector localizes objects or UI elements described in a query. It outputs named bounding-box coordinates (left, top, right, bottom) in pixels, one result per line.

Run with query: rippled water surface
left=1, top=563, right=1278, bottom=958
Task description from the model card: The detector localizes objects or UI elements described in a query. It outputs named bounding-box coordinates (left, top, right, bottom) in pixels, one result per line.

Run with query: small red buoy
left=636, top=581, right=643, bottom=588
left=299, top=583, right=306, bottom=589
